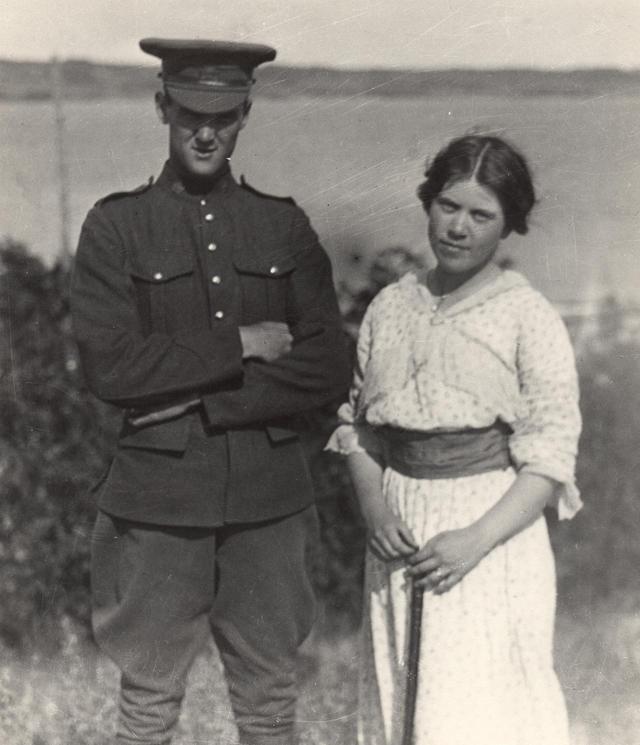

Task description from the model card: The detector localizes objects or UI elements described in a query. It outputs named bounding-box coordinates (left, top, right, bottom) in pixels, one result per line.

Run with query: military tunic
left=72, top=162, right=350, bottom=526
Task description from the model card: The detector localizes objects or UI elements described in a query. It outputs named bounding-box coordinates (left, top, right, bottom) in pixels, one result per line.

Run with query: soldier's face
left=157, top=93, right=249, bottom=180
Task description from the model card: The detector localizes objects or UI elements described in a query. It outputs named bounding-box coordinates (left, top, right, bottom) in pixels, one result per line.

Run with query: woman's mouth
left=439, top=240, right=468, bottom=253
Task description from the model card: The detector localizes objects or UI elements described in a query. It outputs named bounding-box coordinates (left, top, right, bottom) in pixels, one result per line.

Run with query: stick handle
left=401, top=582, right=424, bottom=745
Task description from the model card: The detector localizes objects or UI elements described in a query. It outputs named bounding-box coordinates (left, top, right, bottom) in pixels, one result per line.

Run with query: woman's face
left=428, top=177, right=506, bottom=279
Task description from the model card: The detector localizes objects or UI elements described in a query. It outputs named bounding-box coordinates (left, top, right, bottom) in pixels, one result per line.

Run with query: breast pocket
left=233, top=255, right=296, bottom=324
left=129, top=258, right=196, bottom=334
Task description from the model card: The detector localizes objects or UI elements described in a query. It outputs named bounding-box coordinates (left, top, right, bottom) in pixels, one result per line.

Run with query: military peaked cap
left=140, top=38, right=276, bottom=114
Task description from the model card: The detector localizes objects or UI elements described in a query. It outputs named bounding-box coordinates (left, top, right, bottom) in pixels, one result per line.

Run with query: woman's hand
left=405, top=473, right=554, bottom=594
left=346, top=450, right=417, bottom=562
left=406, top=525, right=489, bottom=593
left=366, top=509, right=418, bottom=562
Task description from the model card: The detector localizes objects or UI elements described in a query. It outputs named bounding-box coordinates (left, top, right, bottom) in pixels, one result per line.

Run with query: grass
left=0, top=614, right=359, bottom=745
left=2, top=600, right=639, bottom=745
left=556, top=600, right=640, bottom=745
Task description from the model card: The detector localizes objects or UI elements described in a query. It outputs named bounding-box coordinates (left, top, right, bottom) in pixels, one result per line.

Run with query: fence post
left=51, top=56, right=72, bottom=266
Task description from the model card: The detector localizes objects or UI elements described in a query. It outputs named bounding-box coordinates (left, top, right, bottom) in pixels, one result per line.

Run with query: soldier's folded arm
left=71, top=207, right=245, bottom=410
left=200, top=212, right=352, bottom=428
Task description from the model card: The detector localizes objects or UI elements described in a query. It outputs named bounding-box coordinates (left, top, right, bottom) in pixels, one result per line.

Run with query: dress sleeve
left=325, top=301, right=384, bottom=457
left=509, top=293, right=582, bottom=519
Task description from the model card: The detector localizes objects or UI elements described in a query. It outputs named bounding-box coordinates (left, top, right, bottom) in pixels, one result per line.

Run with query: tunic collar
left=156, top=160, right=237, bottom=200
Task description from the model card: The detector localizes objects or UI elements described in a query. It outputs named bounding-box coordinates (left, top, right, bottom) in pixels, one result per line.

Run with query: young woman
left=327, top=135, right=581, bottom=745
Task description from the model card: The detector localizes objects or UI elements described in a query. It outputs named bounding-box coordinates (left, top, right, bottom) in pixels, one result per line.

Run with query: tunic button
left=153, top=272, right=163, bottom=280
left=214, top=310, right=224, bottom=319
left=211, top=275, right=221, bottom=285
left=269, top=266, right=278, bottom=275
left=205, top=213, right=214, bottom=222
left=200, top=199, right=206, bottom=206
left=208, top=243, right=217, bottom=252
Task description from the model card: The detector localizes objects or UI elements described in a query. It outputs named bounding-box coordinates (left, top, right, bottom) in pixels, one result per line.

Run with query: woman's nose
left=447, top=212, right=468, bottom=238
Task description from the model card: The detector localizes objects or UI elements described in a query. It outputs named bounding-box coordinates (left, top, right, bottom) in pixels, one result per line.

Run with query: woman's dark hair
left=417, top=135, right=536, bottom=235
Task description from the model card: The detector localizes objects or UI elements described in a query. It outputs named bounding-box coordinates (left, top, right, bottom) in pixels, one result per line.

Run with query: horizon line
left=2, top=56, right=640, bottom=75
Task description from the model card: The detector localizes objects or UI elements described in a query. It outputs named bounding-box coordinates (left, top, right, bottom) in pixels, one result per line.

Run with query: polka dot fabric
left=327, top=269, right=581, bottom=518
left=326, top=269, right=581, bottom=745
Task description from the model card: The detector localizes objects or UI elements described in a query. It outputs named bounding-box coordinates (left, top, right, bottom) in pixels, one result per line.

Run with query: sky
left=3, top=0, right=640, bottom=70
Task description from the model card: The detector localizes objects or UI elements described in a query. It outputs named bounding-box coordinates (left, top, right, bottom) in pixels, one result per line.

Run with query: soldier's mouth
left=193, top=148, right=216, bottom=158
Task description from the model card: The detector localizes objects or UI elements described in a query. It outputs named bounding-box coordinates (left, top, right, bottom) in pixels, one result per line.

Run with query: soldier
left=71, top=38, right=350, bottom=745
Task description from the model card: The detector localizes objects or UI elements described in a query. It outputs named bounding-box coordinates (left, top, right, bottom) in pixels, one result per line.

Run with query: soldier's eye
left=214, top=112, right=241, bottom=128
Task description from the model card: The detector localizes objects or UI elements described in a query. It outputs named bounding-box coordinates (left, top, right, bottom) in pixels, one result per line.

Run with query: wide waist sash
left=379, top=421, right=513, bottom=480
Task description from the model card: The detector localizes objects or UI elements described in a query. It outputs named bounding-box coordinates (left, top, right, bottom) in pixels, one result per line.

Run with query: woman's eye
left=437, top=200, right=456, bottom=213
left=472, top=211, right=492, bottom=223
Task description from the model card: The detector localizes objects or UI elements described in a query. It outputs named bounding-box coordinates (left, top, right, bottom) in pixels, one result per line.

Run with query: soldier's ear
left=155, top=91, right=169, bottom=124
left=239, top=99, right=252, bottom=130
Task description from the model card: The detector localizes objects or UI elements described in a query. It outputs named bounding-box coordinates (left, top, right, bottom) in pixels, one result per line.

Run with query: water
left=2, top=93, right=639, bottom=303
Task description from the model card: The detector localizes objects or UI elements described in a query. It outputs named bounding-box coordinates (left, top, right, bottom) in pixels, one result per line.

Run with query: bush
left=0, top=241, right=114, bottom=651
left=551, top=300, right=640, bottom=609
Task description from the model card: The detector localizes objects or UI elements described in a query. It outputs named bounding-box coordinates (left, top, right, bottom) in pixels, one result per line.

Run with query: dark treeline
left=1, top=239, right=639, bottom=653
left=2, top=58, right=640, bottom=102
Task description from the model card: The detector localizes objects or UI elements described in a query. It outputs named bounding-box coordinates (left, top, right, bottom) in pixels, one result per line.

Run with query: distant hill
left=2, top=58, right=640, bottom=101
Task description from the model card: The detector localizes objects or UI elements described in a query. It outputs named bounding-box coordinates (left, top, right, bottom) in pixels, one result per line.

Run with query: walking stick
left=400, top=581, right=424, bottom=745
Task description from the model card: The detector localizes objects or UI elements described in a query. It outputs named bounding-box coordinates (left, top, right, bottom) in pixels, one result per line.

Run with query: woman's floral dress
left=327, top=270, right=581, bottom=745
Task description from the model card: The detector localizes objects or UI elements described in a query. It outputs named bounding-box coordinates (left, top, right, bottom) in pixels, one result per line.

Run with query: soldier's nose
left=194, top=125, right=216, bottom=143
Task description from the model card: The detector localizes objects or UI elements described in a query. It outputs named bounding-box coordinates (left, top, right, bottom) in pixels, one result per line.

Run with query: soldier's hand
left=239, top=322, right=293, bottom=362
left=129, top=399, right=200, bottom=427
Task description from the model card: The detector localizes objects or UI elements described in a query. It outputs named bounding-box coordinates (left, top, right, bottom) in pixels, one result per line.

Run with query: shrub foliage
left=0, top=241, right=114, bottom=650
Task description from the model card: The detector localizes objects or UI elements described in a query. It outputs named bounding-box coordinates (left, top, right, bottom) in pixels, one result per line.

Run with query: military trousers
left=91, top=506, right=319, bottom=745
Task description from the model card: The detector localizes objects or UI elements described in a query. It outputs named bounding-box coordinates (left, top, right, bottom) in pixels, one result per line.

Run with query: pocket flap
left=130, top=257, right=194, bottom=283
left=233, top=255, right=296, bottom=277
left=266, top=426, right=300, bottom=443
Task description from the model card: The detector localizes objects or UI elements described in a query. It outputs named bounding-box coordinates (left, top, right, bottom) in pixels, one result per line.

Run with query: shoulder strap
left=239, top=175, right=296, bottom=205
left=95, top=177, right=154, bottom=207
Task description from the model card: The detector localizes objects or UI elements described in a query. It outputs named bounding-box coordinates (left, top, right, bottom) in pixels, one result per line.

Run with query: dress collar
left=403, top=269, right=529, bottom=317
